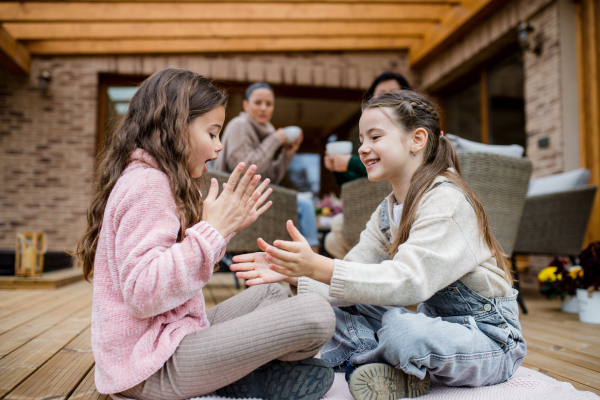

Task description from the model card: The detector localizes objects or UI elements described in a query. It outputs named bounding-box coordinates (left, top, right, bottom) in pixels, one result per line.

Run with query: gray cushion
left=527, top=168, right=591, bottom=196
left=447, top=134, right=524, bottom=158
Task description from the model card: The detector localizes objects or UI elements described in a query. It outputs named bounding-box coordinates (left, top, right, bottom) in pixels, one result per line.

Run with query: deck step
left=0, top=268, right=83, bottom=289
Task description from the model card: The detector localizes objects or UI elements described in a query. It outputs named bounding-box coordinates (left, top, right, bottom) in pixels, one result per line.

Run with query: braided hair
left=362, top=91, right=513, bottom=285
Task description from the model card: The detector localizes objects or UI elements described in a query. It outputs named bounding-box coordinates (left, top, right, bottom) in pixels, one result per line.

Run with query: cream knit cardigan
left=92, top=149, right=232, bottom=394
left=297, top=175, right=513, bottom=306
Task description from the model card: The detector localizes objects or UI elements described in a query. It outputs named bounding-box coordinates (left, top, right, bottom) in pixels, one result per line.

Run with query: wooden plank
left=521, top=363, right=600, bottom=394
left=0, top=306, right=91, bottom=398
left=0, top=280, right=88, bottom=321
left=525, top=337, right=600, bottom=374
left=521, top=318, right=600, bottom=347
left=410, top=0, right=507, bottom=68
left=68, top=367, right=111, bottom=400
left=0, top=291, right=92, bottom=357
left=0, top=2, right=450, bottom=22
left=0, top=290, right=50, bottom=311
left=0, top=24, right=30, bottom=76
left=25, top=37, right=421, bottom=55
left=0, top=281, right=91, bottom=335
left=523, top=350, right=600, bottom=390
left=522, top=324, right=600, bottom=358
left=4, top=21, right=431, bottom=40
left=5, top=326, right=94, bottom=400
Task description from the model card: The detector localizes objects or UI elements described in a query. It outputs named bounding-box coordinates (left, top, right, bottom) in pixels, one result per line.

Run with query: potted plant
left=576, top=241, right=600, bottom=324
left=537, top=257, right=582, bottom=313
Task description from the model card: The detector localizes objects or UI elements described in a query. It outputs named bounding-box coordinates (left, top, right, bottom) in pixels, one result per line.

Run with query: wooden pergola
left=0, top=0, right=506, bottom=76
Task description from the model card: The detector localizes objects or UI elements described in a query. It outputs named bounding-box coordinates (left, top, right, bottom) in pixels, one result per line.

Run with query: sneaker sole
left=216, top=358, right=334, bottom=400
left=348, top=363, right=430, bottom=400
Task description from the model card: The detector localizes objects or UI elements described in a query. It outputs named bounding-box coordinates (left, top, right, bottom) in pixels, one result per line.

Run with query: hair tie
left=439, top=131, right=444, bottom=138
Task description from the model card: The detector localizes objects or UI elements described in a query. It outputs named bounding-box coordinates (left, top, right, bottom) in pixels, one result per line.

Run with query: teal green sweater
left=333, top=156, right=368, bottom=187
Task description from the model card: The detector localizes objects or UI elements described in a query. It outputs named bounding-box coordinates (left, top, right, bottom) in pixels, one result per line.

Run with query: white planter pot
left=576, top=289, right=600, bottom=324
left=560, top=295, right=579, bottom=313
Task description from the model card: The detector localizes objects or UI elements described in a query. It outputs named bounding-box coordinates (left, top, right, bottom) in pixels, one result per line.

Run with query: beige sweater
left=297, top=175, right=513, bottom=307
left=213, top=112, right=294, bottom=184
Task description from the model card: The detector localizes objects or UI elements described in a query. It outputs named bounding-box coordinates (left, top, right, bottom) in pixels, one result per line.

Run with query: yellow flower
left=538, top=266, right=558, bottom=282
left=321, top=207, right=332, bottom=216
left=569, top=266, right=583, bottom=279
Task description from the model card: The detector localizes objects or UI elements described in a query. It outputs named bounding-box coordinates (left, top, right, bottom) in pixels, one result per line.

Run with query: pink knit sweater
left=92, top=149, right=232, bottom=394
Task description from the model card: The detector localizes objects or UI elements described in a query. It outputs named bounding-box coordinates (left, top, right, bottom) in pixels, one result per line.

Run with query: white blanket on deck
left=192, top=367, right=600, bottom=400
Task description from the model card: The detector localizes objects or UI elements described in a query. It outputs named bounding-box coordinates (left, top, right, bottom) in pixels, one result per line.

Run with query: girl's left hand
left=230, top=249, right=289, bottom=286
left=232, top=178, right=273, bottom=232
left=260, top=220, right=335, bottom=284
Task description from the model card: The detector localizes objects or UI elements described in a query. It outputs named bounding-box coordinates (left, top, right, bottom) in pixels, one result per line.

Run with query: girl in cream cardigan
left=232, top=90, right=526, bottom=400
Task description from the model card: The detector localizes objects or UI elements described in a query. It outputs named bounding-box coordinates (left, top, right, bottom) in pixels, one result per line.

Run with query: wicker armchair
left=203, top=171, right=298, bottom=253
left=513, top=185, right=597, bottom=257
left=341, top=178, right=392, bottom=248
left=457, top=153, right=533, bottom=257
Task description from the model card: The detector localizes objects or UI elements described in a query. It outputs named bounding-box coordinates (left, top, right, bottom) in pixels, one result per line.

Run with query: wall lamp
left=37, top=70, right=52, bottom=94
left=517, top=22, right=543, bottom=56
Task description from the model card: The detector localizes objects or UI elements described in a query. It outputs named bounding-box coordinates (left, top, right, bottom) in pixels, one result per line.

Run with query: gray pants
left=120, top=284, right=336, bottom=400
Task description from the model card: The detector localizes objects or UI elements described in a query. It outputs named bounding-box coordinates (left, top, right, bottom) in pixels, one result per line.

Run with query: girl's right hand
left=202, top=163, right=262, bottom=237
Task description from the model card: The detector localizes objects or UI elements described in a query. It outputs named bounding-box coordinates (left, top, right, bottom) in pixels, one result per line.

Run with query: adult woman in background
left=324, top=71, right=411, bottom=259
left=214, top=82, right=320, bottom=252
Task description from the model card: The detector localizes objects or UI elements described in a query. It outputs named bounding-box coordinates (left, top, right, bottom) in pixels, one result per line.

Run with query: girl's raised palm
left=230, top=244, right=289, bottom=286
left=203, top=162, right=264, bottom=237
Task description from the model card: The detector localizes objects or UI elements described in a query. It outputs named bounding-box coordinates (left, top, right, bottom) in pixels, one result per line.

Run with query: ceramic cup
left=283, top=126, right=302, bottom=142
left=326, top=141, right=353, bottom=155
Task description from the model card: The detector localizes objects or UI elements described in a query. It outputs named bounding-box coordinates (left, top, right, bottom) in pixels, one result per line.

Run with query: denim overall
left=320, top=183, right=527, bottom=387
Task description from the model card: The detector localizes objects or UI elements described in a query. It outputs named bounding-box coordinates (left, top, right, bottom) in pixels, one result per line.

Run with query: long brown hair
left=77, top=68, right=228, bottom=281
left=363, top=91, right=512, bottom=285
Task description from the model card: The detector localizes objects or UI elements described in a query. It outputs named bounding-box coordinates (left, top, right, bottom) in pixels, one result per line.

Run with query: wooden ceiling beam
left=25, top=37, right=421, bottom=54
left=4, top=21, right=432, bottom=40
left=0, top=2, right=451, bottom=22
left=15, top=0, right=458, bottom=3
left=409, top=0, right=508, bottom=68
left=0, top=24, right=30, bottom=75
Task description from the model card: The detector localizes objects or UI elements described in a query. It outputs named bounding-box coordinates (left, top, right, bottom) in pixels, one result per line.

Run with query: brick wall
left=421, top=0, right=565, bottom=180
left=0, top=51, right=413, bottom=252
left=523, top=2, right=564, bottom=179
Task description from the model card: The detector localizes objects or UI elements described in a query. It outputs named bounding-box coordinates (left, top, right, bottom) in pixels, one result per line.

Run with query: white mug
left=326, top=141, right=353, bottom=155
left=283, top=126, right=301, bottom=142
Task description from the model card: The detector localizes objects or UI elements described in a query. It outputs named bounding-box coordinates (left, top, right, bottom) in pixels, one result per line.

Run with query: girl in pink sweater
left=76, top=68, right=335, bottom=400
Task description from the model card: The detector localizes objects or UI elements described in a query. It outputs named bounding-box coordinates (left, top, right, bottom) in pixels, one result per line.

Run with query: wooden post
left=575, top=0, right=600, bottom=245
left=480, top=69, right=489, bottom=144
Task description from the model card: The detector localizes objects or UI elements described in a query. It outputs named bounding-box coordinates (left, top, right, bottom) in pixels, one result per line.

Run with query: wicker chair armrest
left=341, top=178, right=392, bottom=248
left=513, top=185, right=597, bottom=256
left=203, top=171, right=298, bottom=253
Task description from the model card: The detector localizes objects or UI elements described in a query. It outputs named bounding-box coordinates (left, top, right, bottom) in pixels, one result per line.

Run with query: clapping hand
left=235, top=220, right=335, bottom=284
left=230, top=246, right=289, bottom=286
left=234, top=178, right=273, bottom=232
left=202, top=163, right=269, bottom=237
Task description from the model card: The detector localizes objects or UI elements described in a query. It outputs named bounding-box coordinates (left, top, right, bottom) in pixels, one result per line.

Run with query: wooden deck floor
left=0, top=273, right=599, bottom=399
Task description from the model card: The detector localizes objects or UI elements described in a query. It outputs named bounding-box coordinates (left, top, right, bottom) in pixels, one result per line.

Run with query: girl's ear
left=411, top=128, right=428, bottom=154
left=242, top=100, right=249, bottom=112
